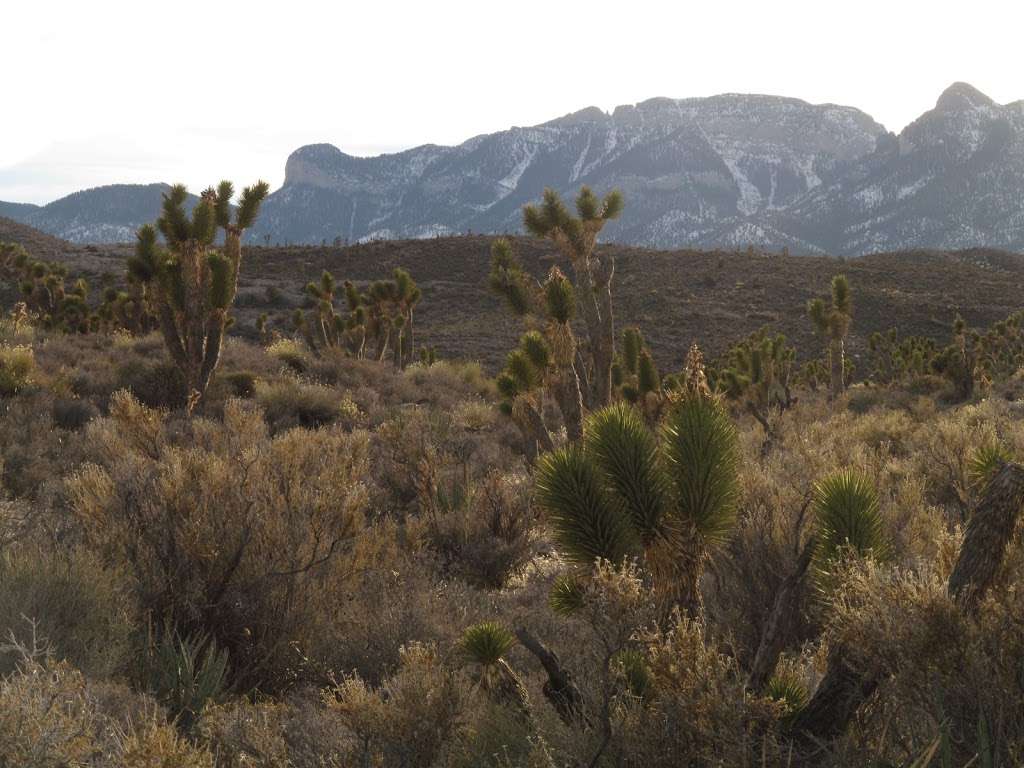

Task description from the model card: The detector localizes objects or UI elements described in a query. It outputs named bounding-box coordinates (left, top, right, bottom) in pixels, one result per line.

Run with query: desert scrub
left=66, top=393, right=371, bottom=691
left=0, top=344, right=34, bottom=396
left=327, top=643, right=470, bottom=767
left=0, top=547, right=136, bottom=678
left=254, top=376, right=360, bottom=431
left=0, top=654, right=213, bottom=767
left=817, top=559, right=1024, bottom=765
left=266, top=337, right=310, bottom=373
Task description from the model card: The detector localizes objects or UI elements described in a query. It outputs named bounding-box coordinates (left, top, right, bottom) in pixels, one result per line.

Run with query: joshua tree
left=522, top=186, right=623, bottom=408
left=0, top=243, right=99, bottom=333
left=490, top=238, right=585, bottom=447
left=716, top=330, right=795, bottom=447
left=459, top=621, right=530, bottom=718
left=296, top=267, right=421, bottom=367
left=931, top=314, right=979, bottom=402
left=791, top=459, right=1024, bottom=748
left=808, top=275, right=852, bottom=399
left=810, top=469, right=889, bottom=578
left=948, top=460, right=1024, bottom=613
left=130, top=181, right=269, bottom=408
left=613, top=326, right=663, bottom=424
left=534, top=391, right=739, bottom=616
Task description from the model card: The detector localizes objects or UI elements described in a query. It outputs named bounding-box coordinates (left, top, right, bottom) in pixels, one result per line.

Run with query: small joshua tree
left=131, top=181, right=269, bottom=408
left=295, top=267, right=421, bottom=367
left=490, top=238, right=584, bottom=448
left=808, top=274, right=852, bottom=400
left=614, top=327, right=663, bottom=424
left=459, top=621, right=529, bottom=717
left=522, top=186, right=623, bottom=408
left=535, top=391, right=739, bottom=616
left=810, top=469, right=889, bottom=582
left=931, top=313, right=980, bottom=402
left=716, top=330, right=795, bottom=447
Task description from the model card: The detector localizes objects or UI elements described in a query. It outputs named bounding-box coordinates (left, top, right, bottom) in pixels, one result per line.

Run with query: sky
left=3, top=0, right=1022, bottom=204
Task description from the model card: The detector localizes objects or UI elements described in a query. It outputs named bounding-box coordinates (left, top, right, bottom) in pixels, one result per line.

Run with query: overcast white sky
left=3, top=0, right=1022, bottom=204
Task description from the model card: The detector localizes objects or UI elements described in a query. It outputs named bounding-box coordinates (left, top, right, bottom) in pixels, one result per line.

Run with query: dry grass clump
left=0, top=343, right=34, bottom=396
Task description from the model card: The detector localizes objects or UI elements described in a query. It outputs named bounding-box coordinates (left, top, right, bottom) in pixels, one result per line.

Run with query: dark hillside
left=12, top=225, right=1023, bottom=372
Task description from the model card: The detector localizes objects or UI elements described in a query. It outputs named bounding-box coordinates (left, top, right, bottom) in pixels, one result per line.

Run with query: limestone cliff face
left=9, top=83, right=1024, bottom=255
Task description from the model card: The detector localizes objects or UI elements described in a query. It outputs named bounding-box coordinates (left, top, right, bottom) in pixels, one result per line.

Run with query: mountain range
left=3, top=83, right=1023, bottom=255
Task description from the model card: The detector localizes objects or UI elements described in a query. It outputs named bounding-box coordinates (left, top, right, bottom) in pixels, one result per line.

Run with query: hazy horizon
left=4, top=0, right=1023, bottom=204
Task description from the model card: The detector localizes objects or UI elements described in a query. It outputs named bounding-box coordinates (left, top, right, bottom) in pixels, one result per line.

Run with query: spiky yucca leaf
left=766, top=671, right=808, bottom=715
left=584, top=402, right=665, bottom=541
left=496, top=372, right=520, bottom=399
left=831, top=274, right=851, bottom=316
left=807, top=298, right=828, bottom=334
left=129, top=225, right=159, bottom=283
left=234, top=181, right=270, bottom=230
left=601, top=190, right=624, bottom=220
left=613, top=649, right=653, bottom=700
left=812, top=470, right=888, bottom=565
left=520, top=331, right=551, bottom=371
left=576, top=186, right=600, bottom=220
left=638, top=351, right=660, bottom=394
left=622, top=327, right=641, bottom=375
left=549, top=573, right=587, bottom=615
left=544, top=269, right=575, bottom=323
left=968, top=441, right=1012, bottom=491
left=661, top=396, right=740, bottom=546
left=461, top=622, right=516, bottom=666
left=159, top=184, right=192, bottom=245
left=160, top=261, right=187, bottom=313
left=214, top=180, right=234, bottom=227
left=506, top=349, right=542, bottom=392
left=536, top=445, right=637, bottom=566
left=207, top=252, right=232, bottom=309
left=190, top=197, right=216, bottom=245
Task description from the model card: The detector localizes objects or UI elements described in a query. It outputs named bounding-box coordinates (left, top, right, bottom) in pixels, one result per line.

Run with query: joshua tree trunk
left=748, top=536, right=815, bottom=690
left=514, top=626, right=588, bottom=727
left=948, top=461, right=1024, bottom=613
left=376, top=324, right=390, bottom=362
left=645, top=528, right=704, bottom=619
left=512, top=398, right=555, bottom=462
left=405, top=309, right=415, bottom=368
left=788, top=643, right=878, bottom=750
left=828, top=338, right=845, bottom=399
left=570, top=251, right=615, bottom=408
left=551, top=365, right=585, bottom=441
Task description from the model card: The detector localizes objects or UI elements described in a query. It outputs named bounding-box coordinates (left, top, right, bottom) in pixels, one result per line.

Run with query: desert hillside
left=11, top=218, right=1021, bottom=371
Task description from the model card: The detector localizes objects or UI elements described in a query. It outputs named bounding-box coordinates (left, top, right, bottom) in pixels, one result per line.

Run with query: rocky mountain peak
left=935, top=82, right=996, bottom=112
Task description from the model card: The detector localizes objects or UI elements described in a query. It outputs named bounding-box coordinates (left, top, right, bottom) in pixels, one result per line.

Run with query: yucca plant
left=612, top=648, right=653, bottom=702
left=765, top=669, right=809, bottom=722
left=131, top=180, right=269, bottom=408
left=968, top=440, right=1012, bottom=493
left=138, top=623, right=229, bottom=732
left=808, top=274, right=852, bottom=400
left=535, top=393, right=739, bottom=615
left=459, top=621, right=529, bottom=717
left=811, top=469, right=889, bottom=583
